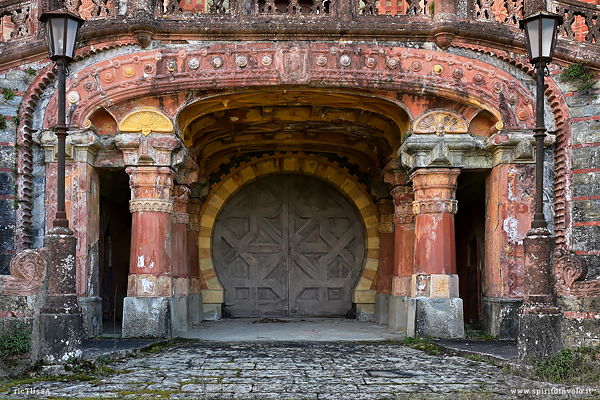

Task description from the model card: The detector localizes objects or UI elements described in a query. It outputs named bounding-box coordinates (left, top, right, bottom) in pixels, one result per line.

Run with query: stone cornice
left=38, top=129, right=101, bottom=165
left=399, top=134, right=488, bottom=171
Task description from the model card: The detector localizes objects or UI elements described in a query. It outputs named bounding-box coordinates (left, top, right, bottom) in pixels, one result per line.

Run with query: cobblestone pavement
left=1, top=341, right=598, bottom=399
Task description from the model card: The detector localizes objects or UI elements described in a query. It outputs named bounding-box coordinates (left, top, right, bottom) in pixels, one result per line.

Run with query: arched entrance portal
left=213, top=174, right=365, bottom=317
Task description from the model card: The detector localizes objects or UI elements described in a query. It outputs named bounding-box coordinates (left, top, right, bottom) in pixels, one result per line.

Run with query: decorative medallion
left=251, top=47, right=258, bottom=55
left=188, top=57, right=200, bottom=70
left=489, top=69, right=496, bottom=77
left=261, top=55, right=273, bottom=66
left=133, top=55, right=140, bottom=64
left=400, top=51, right=408, bottom=59
left=330, top=47, right=338, bottom=55
left=466, top=62, right=473, bottom=70
left=83, top=80, right=96, bottom=92
left=365, top=56, right=377, bottom=68
left=386, top=58, right=398, bottom=69
left=225, top=48, right=233, bottom=56
left=425, top=53, right=433, bottom=62
left=67, top=91, right=80, bottom=104
left=495, top=121, right=504, bottom=131
left=155, top=53, right=163, bottom=61
left=379, top=49, right=386, bottom=56
left=83, top=119, right=91, bottom=128
left=178, top=50, right=187, bottom=59
left=316, top=56, right=328, bottom=67
left=473, top=73, right=484, bottom=85
left=211, top=56, right=223, bottom=69
left=508, top=93, right=519, bottom=105
left=91, top=67, right=98, bottom=76
left=413, top=110, right=469, bottom=136
left=113, top=60, right=121, bottom=68
left=235, top=55, right=248, bottom=68
left=452, top=68, right=463, bottom=79
left=124, top=67, right=135, bottom=78
left=200, top=48, right=208, bottom=57
left=508, top=81, right=516, bottom=90
left=433, top=64, right=444, bottom=75
left=492, top=81, right=503, bottom=93
left=118, top=107, right=174, bottom=136
left=340, top=55, right=352, bottom=67
left=447, top=57, right=454, bottom=65
left=410, top=61, right=421, bottom=72
left=103, top=72, right=114, bottom=83
left=166, top=59, right=177, bottom=72
left=517, top=109, right=529, bottom=121
left=143, top=63, right=155, bottom=74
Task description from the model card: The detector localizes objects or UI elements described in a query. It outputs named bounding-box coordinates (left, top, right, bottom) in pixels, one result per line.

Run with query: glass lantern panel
left=50, top=17, right=66, bottom=57
left=525, top=19, right=540, bottom=60
left=541, top=17, right=556, bottom=59
left=65, top=18, right=80, bottom=59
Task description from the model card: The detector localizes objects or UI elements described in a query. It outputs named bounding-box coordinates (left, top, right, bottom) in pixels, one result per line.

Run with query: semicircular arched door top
left=213, top=174, right=365, bottom=317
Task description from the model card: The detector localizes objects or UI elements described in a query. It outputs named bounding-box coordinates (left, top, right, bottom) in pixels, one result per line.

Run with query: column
left=123, top=165, right=176, bottom=338
left=387, top=184, right=415, bottom=333
left=187, top=197, right=203, bottom=324
left=375, top=199, right=394, bottom=325
left=407, top=168, right=464, bottom=338
left=171, top=184, right=190, bottom=333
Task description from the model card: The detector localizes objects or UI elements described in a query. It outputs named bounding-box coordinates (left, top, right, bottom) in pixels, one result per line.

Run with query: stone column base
left=375, top=294, right=390, bottom=325
left=482, top=297, right=523, bottom=339
left=407, top=297, right=464, bottom=338
left=38, top=313, right=84, bottom=363
left=77, top=296, right=103, bottom=338
left=388, top=295, right=409, bottom=333
left=122, top=297, right=173, bottom=339
left=518, top=309, right=562, bottom=363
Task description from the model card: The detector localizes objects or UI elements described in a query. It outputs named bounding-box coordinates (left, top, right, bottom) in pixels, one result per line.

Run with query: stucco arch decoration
left=413, top=110, right=470, bottom=136
left=197, top=153, right=380, bottom=312
left=118, top=107, right=174, bottom=135
left=40, top=44, right=536, bottom=133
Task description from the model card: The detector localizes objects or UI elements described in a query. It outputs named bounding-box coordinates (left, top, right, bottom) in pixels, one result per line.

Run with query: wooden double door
left=213, top=174, right=365, bottom=317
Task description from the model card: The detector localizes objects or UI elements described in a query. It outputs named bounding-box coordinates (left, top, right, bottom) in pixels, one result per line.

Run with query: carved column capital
left=390, top=185, right=415, bottom=225
left=116, top=133, right=182, bottom=167
left=126, top=166, right=175, bottom=214
left=410, top=168, right=460, bottom=215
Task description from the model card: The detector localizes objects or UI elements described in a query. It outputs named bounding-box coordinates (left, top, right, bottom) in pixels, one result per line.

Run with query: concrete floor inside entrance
left=179, top=318, right=406, bottom=341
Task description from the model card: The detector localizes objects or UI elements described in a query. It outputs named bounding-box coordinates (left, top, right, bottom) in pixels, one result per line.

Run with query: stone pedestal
left=518, top=228, right=562, bottom=363
left=78, top=296, right=102, bottom=338
left=407, top=168, right=464, bottom=338
left=39, top=227, right=84, bottom=363
left=482, top=297, right=522, bottom=339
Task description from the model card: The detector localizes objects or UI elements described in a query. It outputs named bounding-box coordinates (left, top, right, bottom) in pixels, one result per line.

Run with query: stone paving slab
left=0, top=341, right=598, bottom=399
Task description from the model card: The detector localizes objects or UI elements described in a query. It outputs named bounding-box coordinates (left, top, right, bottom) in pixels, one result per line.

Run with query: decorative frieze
left=171, top=212, right=189, bottom=224
left=187, top=222, right=201, bottom=232
left=130, top=199, right=173, bottom=213
left=413, top=199, right=458, bottom=215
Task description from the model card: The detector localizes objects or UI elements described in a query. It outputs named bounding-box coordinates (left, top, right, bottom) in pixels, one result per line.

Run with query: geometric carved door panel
left=213, top=174, right=365, bottom=317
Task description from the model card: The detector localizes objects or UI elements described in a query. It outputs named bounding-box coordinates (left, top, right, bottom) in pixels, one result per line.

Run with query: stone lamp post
left=38, top=9, right=85, bottom=363
left=517, top=9, right=563, bottom=363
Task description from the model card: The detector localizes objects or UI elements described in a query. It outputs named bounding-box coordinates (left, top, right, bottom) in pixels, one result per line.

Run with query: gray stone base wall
left=558, top=296, right=600, bottom=349
left=172, top=295, right=189, bottom=333
left=375, top=294, right=390, bottom=325
left=189, top=293, right=203, bottom=324
left=122, top=297, right=173, bottom=339
left=388, top=295, right=408, bottom=333
left=518, top=311, right=562, bottom=363
left=482, top=297, right=522, bottom=339
left=78, top=296, right=102, bottom=338
left=407, top=297, right=464, bottom=338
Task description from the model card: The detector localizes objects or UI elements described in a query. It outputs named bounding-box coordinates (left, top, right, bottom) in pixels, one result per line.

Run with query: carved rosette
left=413, top=199, right=458, bottom=214
left=130, top=199, right=173, bottom=213
left=1, top=249, right=47, bottom=296
left=171, top=212, right=189, bottom=224
left=554, top=254, right=600, bottom=298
